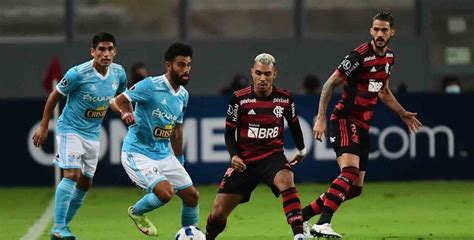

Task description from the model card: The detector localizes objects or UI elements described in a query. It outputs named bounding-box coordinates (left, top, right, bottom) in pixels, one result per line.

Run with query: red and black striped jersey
left=330, top=41, right=395, bottom=131
left=225, top=86, right=299, bottom=164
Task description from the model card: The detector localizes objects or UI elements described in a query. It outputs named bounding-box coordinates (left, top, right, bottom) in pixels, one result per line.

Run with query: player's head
left=91, top=32, right=116, bottom=67
left=370, top=12, right=395, bottom=50
left=251, top=53, right=277, bottom=96
left=164, top=42, right=193, bottom=86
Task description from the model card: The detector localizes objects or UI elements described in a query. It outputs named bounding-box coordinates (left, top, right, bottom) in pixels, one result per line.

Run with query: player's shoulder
left=353, top=42, right=371, bottom=55
left=110, top=62, right=126, bottom=73
left=73, top=60, right=94, bottom=75
left=274, top=86, right=292, bottom=97
left=234, top=86, right=252, bottom=98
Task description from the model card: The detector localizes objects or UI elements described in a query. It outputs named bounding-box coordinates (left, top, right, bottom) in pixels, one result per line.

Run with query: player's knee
left=182, top=189, right=199, bottom=206
left=63, top=169, right=81, bottom=182
left=274, top=170, right=295, bottom=189
left=153, top=189, right=174, bottom=203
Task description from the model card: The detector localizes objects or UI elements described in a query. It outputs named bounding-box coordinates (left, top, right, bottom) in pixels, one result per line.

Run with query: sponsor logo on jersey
left=370, top=66, right=377, bottom=72
left=341, top=59, right=351, bottom=70
left=153, top=124, right=174, bottom=138
left=343, top=61, right=360, bottom=76
left=83, top=93, right=114, bottom=102
left=152, top=107, right=178, bottom=121
left=247, top=126, right=279, bottom=139
left=232, top=103, right=239, bottom=122
left=240, top=98, right=256, bottom=105
left=89, top=84, right=96, bottom=91
left=247, top=109, right=256, bottom=115
left=364, top=55, right=376, bottom=62
left=85, top=104, right=107, bottom=118
left=385, top=63, right=391, bottom=74
left=368, top=79, right=383, bottom=92
left=60, top=78, right=68, bottom=87
left=273, top=106, right=284, bottom=118
left=227, top=104, right=233, bottom=115
left=273, top=98, right=289, bottom=103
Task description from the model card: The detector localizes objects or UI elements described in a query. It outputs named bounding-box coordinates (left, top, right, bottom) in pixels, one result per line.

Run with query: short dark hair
left=373, top=11, right=394, bottom=28
left=92, top=32, right=116, bottom=49
left=164, top=42, right=193, bottom=62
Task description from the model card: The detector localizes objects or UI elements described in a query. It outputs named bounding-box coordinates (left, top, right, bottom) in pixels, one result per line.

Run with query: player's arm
left=284, top=96, right=306, bottom=165
left=313, top=72, right=345, bottom=141
left=224, top=126, right=246, bottom=172
left=32, top=88, right=62, bottom=147
left=109, top=94, right=135, bottom=125
left=171, top=123, right=185, bottom=165
left=225, top=94, right=246, bottom=172
left=378, top=79, right=422, bottom=132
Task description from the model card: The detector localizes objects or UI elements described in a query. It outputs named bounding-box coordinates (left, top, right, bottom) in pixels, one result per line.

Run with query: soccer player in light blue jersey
left=109, top=43, right=199, bottom=236
left=32, top=32, right=127, bottom=240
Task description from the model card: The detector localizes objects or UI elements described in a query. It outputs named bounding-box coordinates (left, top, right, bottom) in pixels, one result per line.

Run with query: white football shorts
left=53, top=133, right=100, bottom=178
left=121, top=151, right=193, bottom=193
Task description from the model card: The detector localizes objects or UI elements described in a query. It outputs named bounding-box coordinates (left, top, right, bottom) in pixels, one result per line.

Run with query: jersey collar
left=163, top=74, right=180, bottom=96
left=91, top=60, right=110, bottom=80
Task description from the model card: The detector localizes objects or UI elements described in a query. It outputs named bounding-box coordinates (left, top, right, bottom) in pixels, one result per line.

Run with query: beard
left=170, top=68, right=189, bottom=86
left=373, top=36, right=391, bottom=49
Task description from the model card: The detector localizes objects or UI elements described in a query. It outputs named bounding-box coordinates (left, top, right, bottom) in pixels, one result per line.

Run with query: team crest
left=273, top=106, right=284, bottom=118
left=112, top=80, right=118, bottom=90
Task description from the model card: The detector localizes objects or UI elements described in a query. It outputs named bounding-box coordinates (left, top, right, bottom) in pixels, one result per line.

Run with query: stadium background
left=1, top=0, right=473, bottom=239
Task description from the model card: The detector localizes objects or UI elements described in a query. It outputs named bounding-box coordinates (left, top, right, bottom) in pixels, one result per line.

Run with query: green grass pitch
left=1, top=181, right=473, bottom=239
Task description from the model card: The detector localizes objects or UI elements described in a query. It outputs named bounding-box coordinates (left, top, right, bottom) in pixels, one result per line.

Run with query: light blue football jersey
left=56, top=60, right=127, bottom=140
left=122, top=74, right=188, bottom=160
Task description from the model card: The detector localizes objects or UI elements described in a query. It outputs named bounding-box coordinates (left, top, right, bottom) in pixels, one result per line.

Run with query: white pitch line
left=20, top=197, right=54, bottom=240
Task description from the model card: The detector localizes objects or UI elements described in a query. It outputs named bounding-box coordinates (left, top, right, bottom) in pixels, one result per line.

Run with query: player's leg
left=206, top=193, right=242, bottom=240
left=66, top=137, right=99, bottom=225
left=51, top=134, right=84, bottom=239
left=261, top=153, right=304, bottom=240
left=310, top=120, right=361, bottom=238
left=122, top=151, right=172, bottom=236
left=206, top=167, right=257, bottom=240
left=166, top=155, right=200, bottom=227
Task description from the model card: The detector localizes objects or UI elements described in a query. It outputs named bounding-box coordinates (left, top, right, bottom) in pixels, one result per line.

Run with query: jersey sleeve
left=335, top=51, right=362, bottom=81
left=284, top=93, right=298, bottom=123
left=56, top=68, right=80, bottom=96
left=176, top=92, right=188, bottom=124
left=225, top=93, right=239, bottom=128
left=116, top=66, right=128, bottom=94
left=123, top=77, right=152, bottom=103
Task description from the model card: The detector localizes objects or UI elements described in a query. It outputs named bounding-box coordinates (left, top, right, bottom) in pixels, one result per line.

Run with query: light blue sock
left=65, top=187, right=87, bottom=224
left=181, top=204, right=199, bottom=227
left=132, top=193, right=164, bottom=215
left=52, top=178, right=76, bottom=232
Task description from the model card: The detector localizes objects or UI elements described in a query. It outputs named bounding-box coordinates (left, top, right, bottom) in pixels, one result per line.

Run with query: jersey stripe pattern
left=226, top=86, right=298, bottom=164
left=330, top=42, right=395, bottom=131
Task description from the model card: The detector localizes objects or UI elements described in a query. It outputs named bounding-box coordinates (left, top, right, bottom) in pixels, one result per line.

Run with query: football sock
left=181, top=204, right=199, bottom=227
left=65, top=187, right=87, bottom=224
left=132, top=193, right=164, bottom=215
left=302, top=193, right=325, bottom=221
left=347, top=185, right=363, bottom=200
left=53, top=178, right=76, bottom=232
left=317, top=166, right=359, bottom=225
left=205, top=215, right=227, bottom=240
left=281, top=187, right=304, bottom=235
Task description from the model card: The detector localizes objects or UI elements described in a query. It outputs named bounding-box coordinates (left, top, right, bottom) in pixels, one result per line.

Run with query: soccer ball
left=175, top=225, right=206, bottom=240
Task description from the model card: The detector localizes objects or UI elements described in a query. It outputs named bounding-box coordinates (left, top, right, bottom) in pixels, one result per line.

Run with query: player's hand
left=230, top=155, right=246, bottom=172
left=121, top=111, right=135, bottom=125
left=400, top=111, right=422, bottom=133
left=32, top=126, right=48, bottom=147
left=289, top=153, right=305, bottom=166
left=313, top=116, right=326, bottom=142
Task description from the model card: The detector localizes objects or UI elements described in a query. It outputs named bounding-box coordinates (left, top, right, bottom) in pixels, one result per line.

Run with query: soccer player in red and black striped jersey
left=206, top=53, right=307, bottom=240
left=302, top=12, right=422, bottom=238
